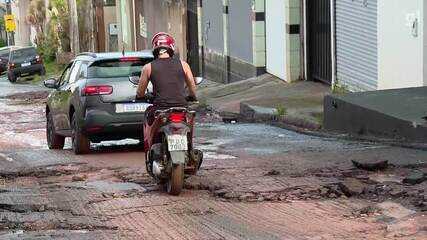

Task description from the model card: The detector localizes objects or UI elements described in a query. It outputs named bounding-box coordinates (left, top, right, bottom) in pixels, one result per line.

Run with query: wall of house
left=202, top=0, right=226, bottom=82
left=130, top=0, right=186, bottom=58
left=201, top=0, right=267, bottom=83
left=227, top=0, right=259, bottom=82
left=104, top=6, right=118, bottom=52
left=117, top=0, right=134, bottom=51
left=378, top=0, right=425, bottom=90
left=229, top=0, right=253, bottom=63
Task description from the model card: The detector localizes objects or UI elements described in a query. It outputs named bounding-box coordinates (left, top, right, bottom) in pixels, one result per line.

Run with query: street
left=0, top=76, right=426, bottom=239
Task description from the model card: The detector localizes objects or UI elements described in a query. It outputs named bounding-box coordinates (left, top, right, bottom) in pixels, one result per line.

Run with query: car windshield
left=11, top=48, right=37, bottom=62
left=0, top=49, right=9, bottom=59
left=88, top=58, right=152, bottom=78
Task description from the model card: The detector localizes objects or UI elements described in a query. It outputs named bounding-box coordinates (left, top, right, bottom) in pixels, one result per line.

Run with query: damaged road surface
left=0, top=77, right=426, bottom=239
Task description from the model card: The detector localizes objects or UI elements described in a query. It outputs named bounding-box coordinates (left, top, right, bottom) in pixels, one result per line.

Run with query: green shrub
left=276, top=104, right=287, bottom=117
left=0, top=39, right=6, bottom=48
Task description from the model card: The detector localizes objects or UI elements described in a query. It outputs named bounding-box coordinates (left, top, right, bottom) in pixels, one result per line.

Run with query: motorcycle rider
left=137, top=32, right=197, bottom=124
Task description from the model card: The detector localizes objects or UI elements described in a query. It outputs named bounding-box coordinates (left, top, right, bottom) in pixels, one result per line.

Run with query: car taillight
left=119, top=57, right=140, bottom=62
left=82, top=85, right=113, bottom=96
left=8, top=63, right=15, bottom=69
left=36, top=55, right=42, bottom=63
left=169, top=112, right=186, bottom=123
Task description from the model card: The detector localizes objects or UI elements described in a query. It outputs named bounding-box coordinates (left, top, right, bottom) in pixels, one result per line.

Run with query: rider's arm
left=181, top=61, right=197, bottom=97
left=136, top=63, right=151, bottom=98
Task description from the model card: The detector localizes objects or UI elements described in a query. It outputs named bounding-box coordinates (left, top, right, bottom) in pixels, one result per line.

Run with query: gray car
left=44, top=51, right=154, bottom=154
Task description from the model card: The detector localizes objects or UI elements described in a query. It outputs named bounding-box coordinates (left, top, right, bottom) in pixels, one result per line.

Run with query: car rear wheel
left=167, top=164, right=184, bottom=196
left=71, top=114, right=91, bottom=155
left=39, top=68, right=46, bottom=76
left=47, top=112, right=65, bottom=149
left=8, top=72, right=16, bottom=83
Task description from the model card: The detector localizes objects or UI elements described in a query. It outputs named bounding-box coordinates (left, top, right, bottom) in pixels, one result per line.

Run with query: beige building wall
left=116, top=0, right=187, bottom=56
left=103, top=6, right=118, bottom=52
left=116, top=0, right=135, bottom=51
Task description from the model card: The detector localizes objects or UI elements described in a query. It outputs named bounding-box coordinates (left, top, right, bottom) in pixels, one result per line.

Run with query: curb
left=209, top=103, right=427, bottom=151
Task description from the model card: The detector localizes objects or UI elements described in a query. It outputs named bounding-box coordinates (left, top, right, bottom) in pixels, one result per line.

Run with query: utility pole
left=5, top=0, right=14, bottom=46
left=68, top=0, right=80, bottom=54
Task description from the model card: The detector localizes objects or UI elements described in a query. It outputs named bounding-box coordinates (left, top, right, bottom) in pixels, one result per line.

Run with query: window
left=88, top=58, right=151, bottom=78
left=0, top=49, right=10, bottom=59
left=58, top=66, right=72, bottom=89
left=10, top=48, right=37, bottom=62
left=69, top=61, right=82, bottom=84
left=104, top=0, right=115, bottom=6
left=78, top=61, right=89, bottom=80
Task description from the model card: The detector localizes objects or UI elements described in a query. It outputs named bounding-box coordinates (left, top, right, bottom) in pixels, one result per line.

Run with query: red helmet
left=151, top=32, right=176, bottom=55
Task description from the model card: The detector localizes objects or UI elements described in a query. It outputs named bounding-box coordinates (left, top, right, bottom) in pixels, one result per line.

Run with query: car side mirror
left=44, top=78, right=58, bottom=89
left=194, top=77, right=204, bottom=85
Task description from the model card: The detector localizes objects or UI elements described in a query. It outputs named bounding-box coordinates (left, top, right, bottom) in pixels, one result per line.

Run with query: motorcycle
left=141, top=77, right=204, bottom=195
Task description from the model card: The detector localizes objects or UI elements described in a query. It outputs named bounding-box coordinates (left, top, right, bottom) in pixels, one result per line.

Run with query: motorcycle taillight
left=169, top=112, right=186, bottom=123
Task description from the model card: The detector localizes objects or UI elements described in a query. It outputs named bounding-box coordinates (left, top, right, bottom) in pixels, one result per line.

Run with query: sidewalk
left=198, top=74, right=331, bottom=130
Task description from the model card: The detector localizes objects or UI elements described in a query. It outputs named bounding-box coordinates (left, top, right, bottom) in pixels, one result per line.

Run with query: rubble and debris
left=265, top=170, right=281, bottom=176
left=351, top=159, right=389, bottom=171
left=402, top=171, right=425, bottom=185
left=339, top=178, right=368, bottom=197
left=347, top=205, right=383, bottom=218
left=72, top=174, right=88, bottom=182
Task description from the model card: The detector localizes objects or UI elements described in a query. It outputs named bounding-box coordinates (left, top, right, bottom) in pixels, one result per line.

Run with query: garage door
left=335, top=0, right=378, bottom=91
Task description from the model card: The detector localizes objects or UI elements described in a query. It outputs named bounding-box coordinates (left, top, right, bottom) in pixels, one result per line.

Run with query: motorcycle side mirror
left=44, top=78, right=58, bottom=89
left=194, top=77, right=204, bottom=85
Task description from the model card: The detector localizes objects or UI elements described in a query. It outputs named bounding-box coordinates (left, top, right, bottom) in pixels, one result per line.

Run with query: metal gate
left=306, top=0, right=332, bottom=84
left=335, top=0, right=378, bottom=91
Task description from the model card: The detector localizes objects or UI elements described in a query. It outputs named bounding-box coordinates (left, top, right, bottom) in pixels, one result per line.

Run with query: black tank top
left=150, top=58, right=187, bottom=107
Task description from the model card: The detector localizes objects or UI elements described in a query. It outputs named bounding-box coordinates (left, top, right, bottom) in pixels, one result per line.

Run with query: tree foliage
left=50, top=0, right=71, bottom=52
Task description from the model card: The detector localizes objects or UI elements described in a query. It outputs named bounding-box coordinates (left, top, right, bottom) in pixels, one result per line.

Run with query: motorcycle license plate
left=167, top=135, right=188, bottom=151
left=115, top=103, right=151, bottom=113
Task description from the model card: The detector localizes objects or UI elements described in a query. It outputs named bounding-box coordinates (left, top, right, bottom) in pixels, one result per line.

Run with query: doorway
left=306, top=0, right=332, bottom=84
left=187, top=0, right=200, bottom=77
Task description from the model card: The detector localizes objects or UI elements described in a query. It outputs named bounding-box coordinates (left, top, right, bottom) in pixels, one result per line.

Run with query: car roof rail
left=77, top=52, right=97, bottom=58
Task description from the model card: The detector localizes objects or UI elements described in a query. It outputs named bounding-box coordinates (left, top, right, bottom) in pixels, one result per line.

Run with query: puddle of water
left=0, top=153, right=14, bottom=162
left=369, top=173, right=403, bottom=184
left=203, top=152, right=236, bottom=160
left=3, top=131, right=47, bottom=148
left=377, top=201, right=416, bottom=219
left=85, top=180, right=145, bottom=193
left=93, top=139, right=140, bottom=148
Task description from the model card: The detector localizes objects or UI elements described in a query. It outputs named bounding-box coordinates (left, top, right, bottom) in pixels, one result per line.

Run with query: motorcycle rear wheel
left=167, top=164, right=184, bottom=195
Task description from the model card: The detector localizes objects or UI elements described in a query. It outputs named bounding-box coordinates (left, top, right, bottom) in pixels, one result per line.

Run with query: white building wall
left=378, top=0, right=425, bottom=89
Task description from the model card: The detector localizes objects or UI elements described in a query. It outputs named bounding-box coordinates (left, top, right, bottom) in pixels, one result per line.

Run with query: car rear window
left=0, top=49, right=9, bottom=59
left=88, top=58, right=152, bottom=78
left=11, top=48, right=37, bottom=62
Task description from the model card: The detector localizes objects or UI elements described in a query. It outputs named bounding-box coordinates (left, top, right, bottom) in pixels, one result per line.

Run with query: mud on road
left=0, top=90, right=426, bottom=239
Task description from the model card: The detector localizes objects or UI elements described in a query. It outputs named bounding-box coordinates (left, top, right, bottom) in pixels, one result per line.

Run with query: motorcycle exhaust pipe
left=152, top=161, right=164, bottom=176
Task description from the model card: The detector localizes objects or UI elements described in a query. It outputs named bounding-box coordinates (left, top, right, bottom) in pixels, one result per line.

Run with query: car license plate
left=115, top=103, right=151, bottom=113
left=22, top=62, right=31, bottom=67
left=167, top=135, right=188, bottom=151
